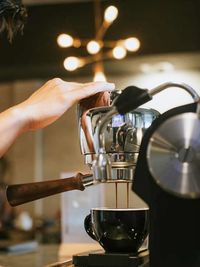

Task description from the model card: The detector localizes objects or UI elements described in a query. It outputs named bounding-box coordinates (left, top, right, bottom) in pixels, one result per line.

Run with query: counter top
left=0, top=243, right=101, bottom=267
left=0, top=243, right=150, bottom=267
left=0, top=245, right=60, bottom=267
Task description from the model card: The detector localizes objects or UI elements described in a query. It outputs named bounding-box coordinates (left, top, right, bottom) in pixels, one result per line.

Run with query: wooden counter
left=0, top=243, right=101, bottom=267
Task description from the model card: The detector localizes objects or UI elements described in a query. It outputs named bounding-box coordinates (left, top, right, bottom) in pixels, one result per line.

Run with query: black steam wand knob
left=114, top=86, right=152, bottom=114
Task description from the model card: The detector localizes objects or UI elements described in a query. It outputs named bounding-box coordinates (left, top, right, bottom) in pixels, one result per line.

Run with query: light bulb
left=124, top=37, right=140, bottom=52
left=57, top=34, right=73, bottom=48
left=63, top=57, right=80, bottom=71
left=94, top=71, right=107, bottom=82
left=104, top=6, right=118, bottom=23
left=112, top=46, right=127, bottom=59
left=87, top=41, right=101, bottom=54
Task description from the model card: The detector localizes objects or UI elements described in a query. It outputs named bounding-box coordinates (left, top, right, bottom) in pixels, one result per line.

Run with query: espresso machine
left=6, top=88, right=159, bottom=206
left=6, top=82, right=200, bottom=267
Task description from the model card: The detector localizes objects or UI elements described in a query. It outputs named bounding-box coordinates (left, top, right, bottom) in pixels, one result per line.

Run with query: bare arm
left=0, top=78, right=115, bottom=157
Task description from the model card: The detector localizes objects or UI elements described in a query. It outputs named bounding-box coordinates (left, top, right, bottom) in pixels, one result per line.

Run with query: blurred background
left=1, top=0, right=200, bottom=246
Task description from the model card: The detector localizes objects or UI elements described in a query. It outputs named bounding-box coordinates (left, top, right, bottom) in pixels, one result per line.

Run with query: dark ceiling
left=0, top=0, right=200, bottom=82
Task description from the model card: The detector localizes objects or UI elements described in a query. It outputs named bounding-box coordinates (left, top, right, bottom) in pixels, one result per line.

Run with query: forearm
left=0, top=105, right=28, bottom=157
left=0, top=79, right=114, bottom=157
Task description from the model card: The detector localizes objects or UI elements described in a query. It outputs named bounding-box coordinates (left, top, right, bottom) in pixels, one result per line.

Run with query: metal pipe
left=150, top=82, right=199, bottom=101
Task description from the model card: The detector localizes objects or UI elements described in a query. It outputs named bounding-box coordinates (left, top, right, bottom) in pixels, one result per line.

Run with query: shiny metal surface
left=78, top=82, right=199, bottom=184
left=84, top=152, right=137, bottom=181
left=81, top=174, right=94, bottom=187
left=78, top=90, right=159, bottom=182
left=92, top=148, right=112, bottom=182
left=147, top=113, right=200, bottom=198
left=79, top=106, right=159, bottom=156
left=150, top=82, right=199, bottom=101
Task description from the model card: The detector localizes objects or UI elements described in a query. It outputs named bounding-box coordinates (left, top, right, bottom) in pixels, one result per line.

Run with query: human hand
left=16, top=78, right=115, bottom=131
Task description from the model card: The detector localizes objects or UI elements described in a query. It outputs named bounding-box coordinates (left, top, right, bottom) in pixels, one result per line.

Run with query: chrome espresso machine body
left=78, top=90, right=159, bottom=183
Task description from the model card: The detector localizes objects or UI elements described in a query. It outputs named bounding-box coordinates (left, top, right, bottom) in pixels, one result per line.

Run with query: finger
left=71, top=82, right=115, bottom=100
left=83, top=81, right=115, bottom=92
left=53, top=81, right=82, bottom=93
left=60, top=81, right=82, bottom=89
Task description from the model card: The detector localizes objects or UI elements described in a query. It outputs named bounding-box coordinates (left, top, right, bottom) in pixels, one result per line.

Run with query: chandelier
left=56, top=1, right=140, bottom=81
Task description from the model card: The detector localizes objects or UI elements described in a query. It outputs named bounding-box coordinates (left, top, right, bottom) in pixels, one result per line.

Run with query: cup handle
left=84, top=214, right=97, bottom=241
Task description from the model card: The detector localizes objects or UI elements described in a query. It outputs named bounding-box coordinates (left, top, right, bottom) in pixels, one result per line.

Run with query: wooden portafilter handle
left=6, top=173, right=93, bottom=206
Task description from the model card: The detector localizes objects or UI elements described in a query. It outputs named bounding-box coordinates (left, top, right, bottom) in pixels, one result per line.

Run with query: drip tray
left=72, top=249, right=149, bottom=267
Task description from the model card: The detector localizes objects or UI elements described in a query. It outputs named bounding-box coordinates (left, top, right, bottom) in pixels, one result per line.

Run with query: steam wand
left=93, top=82, right=199, bottom=182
